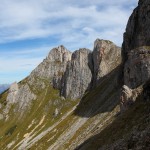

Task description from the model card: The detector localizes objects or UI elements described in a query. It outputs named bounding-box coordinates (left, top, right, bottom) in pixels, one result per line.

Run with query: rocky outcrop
left=4, top=82, right=36, bottom=118
left=61, top=48, right=93, bottom=99
left=120, top=85, right=142, bottom=112
left=122, top=0, right=150, bottom=61
left=4, top=39, right=121, bottom=114
left=124, top=46, right=150, bottom=88
left=122, top=0, right=150, bottom=88
left=93, top=39, right=121, bottom=85
left=15, top=84, right=37, bottom=109
left=120, top=85, right=132, bottom=112
left=6, top=82, right=36, bottom=107
left=27, top=39, right=121, bottom=100
left=29, top=45, right=72, bottom=90
left=121, top=0, right=150, bottom=113
left=6, top=82, right=18, bottom=104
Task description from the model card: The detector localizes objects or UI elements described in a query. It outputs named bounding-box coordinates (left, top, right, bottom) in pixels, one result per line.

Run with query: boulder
left=120, top=85, right=143, bottom=112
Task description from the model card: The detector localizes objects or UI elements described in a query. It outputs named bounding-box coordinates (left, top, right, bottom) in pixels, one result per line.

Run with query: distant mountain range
left=0, top=84, right=10, bottom=94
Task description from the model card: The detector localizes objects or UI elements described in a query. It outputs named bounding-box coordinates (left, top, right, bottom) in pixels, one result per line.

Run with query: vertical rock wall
left=122, top=0, right=150, bottom=88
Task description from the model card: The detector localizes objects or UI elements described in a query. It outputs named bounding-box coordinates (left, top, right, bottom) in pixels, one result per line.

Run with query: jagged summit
left=122, top=0, right=150, bottom=61
left=61, top=48, right=93, bottom=99
left=47, top=45, right=72, bottom=62
left=93, top=39, right=121, bottom=85
left=52, top=39, right=119, bottom=95
left=1, top=39, right=121, bottom=117
left=30, top=39, right=121, bottom=99
left=122, top=0, right=150, bottom=89
left=0, top=37, right=122, bottom=149
left=0, top=1, right=149, bottom=148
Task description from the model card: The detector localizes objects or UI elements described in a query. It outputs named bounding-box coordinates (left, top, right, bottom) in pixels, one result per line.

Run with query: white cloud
left=0, top=0, right=138, bottom=83
left=0, top=0, right=138, bottom=46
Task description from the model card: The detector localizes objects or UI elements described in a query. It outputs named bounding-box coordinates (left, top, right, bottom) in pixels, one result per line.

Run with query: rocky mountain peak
left=61, top=48, right=93, bottom=99
left=4, top=39, right=121, bottom=112
left=47, top=45, right=72, bottom=63
left=122, top=0, right=150, bottom=89
left=122, top=0, right=150, bottom=62
left=0, top=2, right=150, bottom=149
left=93, top=39, right=121, bottom=85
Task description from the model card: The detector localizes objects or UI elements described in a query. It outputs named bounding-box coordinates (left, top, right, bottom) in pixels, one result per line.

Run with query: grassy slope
left=27, top=67, right=121, bottom=150
left=0, top=66, right=123, bottom=150
left=77, top=94, right=150, bottom=150
left=0, top=77, right=79, bottom=150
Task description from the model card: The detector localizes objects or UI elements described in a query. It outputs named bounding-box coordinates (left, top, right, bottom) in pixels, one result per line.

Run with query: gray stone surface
left=4, top=82, right=36, bottom=118
left=93, top=39, right=121, bottom=86
left=6, top=82, right=18, bottom=104
left=27, top=40, right=121, bottom=100
left=61, top=48, right=93, bottom=99
left=122, top=0, right=150, bottom=88
left=122, top=0, right=150, bottom=62
left=124, top=47, right=150, bottom=88
left=4, top=39, right=121, bottom=114
left=120, top=84, right=143, bottom=113
left=29, top=45, right=72, bottom=90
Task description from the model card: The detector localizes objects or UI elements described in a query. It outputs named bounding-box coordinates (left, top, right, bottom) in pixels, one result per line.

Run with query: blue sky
left=0, top=0, right=138, bottom=84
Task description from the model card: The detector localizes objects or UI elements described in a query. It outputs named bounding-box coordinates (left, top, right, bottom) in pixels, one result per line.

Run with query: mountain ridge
left=0, top=0, right=150, bottom=149
left=0, top=84, right=10, bottom=94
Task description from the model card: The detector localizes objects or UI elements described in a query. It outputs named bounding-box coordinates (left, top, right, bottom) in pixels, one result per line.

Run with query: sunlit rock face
left=93, top=39, right=121, bottom=86
left=4, top=39, right=121, bottom=114
left=28, top=40, right=121, bottom=100
left=4, top=82, right=36, bottom=119
left=29, top=45, right=72, bottom=90
left=61, top=48, right=93, bottom=99
left=6, top=82, right=18, bottom=104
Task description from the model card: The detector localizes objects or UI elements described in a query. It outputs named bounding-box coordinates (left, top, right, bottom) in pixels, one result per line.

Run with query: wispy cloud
left=0, top=0, right=137, bottom=46
left=0, top=0, right=138, bottom=83
left=0, top=46, right=52, bottom=83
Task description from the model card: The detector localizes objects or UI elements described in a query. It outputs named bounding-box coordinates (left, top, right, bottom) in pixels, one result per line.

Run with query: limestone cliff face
left=3, top=82, right=36, bottom=119
left=122, top=0, right=150, bottom=61
left=21, top=39, right=120, bottom=101
left=124, top=47, right=150, bottom=88
left=122, top=0, right=150, bottom=88
left=6, top=82, right=18, bottom=104
left=29, top=45, right=72, bottom=90
left=93, top=39, right=121, bottom=85
left=5, top=39, right=121, bottom=112
left=61, top=48, right=93, bottom=99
